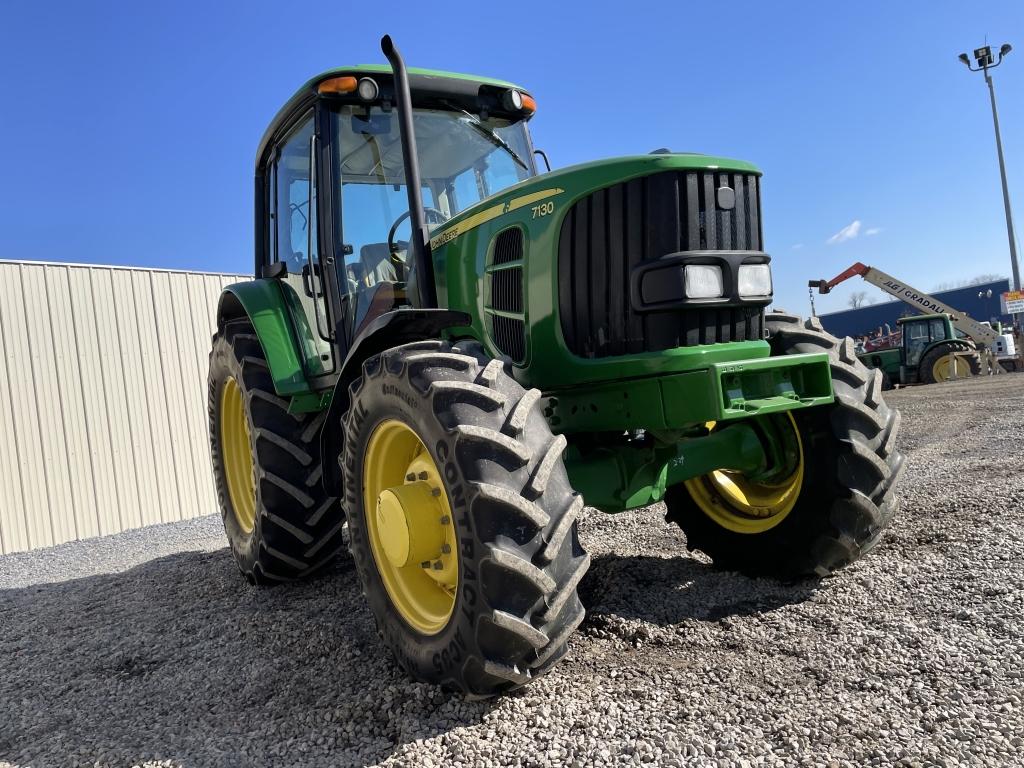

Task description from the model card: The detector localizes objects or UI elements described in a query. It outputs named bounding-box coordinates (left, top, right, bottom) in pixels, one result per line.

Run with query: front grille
left=486, top=227, right=526, bottom=362
left=558, top=170, right=765, bottom=359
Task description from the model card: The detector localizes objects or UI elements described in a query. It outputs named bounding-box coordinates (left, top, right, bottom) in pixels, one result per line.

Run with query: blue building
left=816, top=279, right=1012, bottom=339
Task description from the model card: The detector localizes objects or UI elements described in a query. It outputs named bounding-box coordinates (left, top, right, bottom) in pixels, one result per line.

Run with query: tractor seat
left=358, top=243, right=401, bottom=286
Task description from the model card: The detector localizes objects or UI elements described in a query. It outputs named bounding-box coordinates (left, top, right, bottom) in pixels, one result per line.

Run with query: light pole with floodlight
left=978, top=288, right=993, bottom=322
left=959, top=43, right=1020, bottom=324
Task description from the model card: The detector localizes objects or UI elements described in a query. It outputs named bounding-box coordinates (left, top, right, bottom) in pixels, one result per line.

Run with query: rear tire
left=665, top=313, right=905, bottom=578
left=341, top=340, right=588, bottom=696
left=919, top=340, right=981, bottom=384
left=208, top=320, right=345, bottom=584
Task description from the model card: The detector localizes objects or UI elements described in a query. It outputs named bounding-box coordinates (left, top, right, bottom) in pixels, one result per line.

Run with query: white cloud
left=865, top=227, right=882, bottom=236
left=792, top=243, right=804, bottom=250
left=827, top=220, right=862, bottom=245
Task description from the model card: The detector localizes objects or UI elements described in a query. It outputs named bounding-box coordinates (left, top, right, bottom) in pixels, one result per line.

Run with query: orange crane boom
left=809, top=262, right=999, bottom=346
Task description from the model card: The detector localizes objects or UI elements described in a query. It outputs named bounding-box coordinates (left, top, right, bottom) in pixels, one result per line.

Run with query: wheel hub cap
left=375, top=479, right=446, bottom=568
left=364, top=420, right=458, bottom=635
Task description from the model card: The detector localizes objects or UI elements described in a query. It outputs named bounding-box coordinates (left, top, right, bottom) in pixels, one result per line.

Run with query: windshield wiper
left=456, top=109, right=529, bottom=171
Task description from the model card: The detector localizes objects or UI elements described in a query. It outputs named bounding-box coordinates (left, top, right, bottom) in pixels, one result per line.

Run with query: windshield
left=329, top=105, right=535, bottom=332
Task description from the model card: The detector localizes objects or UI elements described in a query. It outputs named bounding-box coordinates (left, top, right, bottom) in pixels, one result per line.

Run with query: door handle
left=301, top=263, right=318, bottom=298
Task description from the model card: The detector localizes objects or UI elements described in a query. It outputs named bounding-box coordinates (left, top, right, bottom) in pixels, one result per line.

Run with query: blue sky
left=0, top=0, right=1021, bottom=313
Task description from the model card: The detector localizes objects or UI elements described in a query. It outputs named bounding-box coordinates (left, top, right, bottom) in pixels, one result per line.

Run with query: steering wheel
left=386, top=207, right=449, bottom=263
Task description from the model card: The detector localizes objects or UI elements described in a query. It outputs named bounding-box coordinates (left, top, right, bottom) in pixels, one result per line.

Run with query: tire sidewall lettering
left=339, top=341, right=583, bottom=694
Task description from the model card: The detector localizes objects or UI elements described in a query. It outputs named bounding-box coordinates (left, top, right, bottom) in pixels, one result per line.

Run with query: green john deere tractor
left=207, top=36, right=904, bottom=696
left=858, top=313, right=981, bottom=388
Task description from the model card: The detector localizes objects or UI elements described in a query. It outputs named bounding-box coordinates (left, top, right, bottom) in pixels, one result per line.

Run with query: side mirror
left=263, top=261, right=288, bottom=279
left=533, top=149, right=552, bottom=173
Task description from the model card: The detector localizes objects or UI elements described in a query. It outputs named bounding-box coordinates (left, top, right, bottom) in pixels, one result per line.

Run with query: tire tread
left=208, top=320, right=344, bottom=584
left=340, top=339, right=588, bottom=696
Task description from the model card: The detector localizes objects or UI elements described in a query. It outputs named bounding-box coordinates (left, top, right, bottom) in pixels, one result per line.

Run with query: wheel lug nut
left=441, top=543, right=451, bottom=554
left=440, top=515, right=450, bottom=525
left=418, top=471, right=429, bottom=480
left=421, top=561, right=431, bottom=569
left=432, top=560, right=444, bottom=570
left=406, top=473, right=416, bottom=482
left=431, top=487, right=441, bottom=497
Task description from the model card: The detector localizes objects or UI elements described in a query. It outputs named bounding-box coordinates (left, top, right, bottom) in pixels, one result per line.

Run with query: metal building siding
left=0, top=260, right=243, bottom=554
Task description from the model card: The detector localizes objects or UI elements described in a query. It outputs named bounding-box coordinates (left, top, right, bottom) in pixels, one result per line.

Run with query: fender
left=320, top=307, right=472, bottom=496
left=217, top=280, right=313, bottom=397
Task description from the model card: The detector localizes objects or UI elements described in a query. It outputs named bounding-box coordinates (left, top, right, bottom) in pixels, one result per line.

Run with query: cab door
left=902, top=320, right=930, bottom=367
left=267, top=115, right=335, bottom=377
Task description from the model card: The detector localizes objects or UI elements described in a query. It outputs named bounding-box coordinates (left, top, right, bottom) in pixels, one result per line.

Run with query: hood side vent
left=485, top=227, right=526, bottom=363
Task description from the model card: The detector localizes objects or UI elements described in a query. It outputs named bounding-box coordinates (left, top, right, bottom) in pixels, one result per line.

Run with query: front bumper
left=543, top=352, right=834, bottom=434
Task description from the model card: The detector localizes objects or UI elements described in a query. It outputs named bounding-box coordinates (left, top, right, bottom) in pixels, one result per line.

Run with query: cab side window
left=268, top=116, right=334, bottom=374
left=904, top=322, right=930, bottom=366
left=273, top=120, right=314, bottom=272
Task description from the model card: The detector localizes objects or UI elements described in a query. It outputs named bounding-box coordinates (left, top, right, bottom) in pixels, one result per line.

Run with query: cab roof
left=306, top=64, right=523, bottom=93
left=897, top=313, right=951, bottom=324
left=256, top=65, right=531, bottom=169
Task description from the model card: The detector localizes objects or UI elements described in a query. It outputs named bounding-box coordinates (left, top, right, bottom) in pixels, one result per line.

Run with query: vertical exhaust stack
left=380, top=34, right=437, bottom=309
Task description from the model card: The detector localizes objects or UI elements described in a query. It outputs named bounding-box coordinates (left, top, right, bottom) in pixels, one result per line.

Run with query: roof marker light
left=318, top=76, right=358, bottom=94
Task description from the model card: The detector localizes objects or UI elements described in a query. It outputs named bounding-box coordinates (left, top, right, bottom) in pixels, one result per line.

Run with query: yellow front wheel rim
left=684, top=413, right=804, bottom=535
left=932, top=354, right=971, bottom=382
left=364, top=420, right=458, bottom=635
left=220, top=376, right=257, bottom=534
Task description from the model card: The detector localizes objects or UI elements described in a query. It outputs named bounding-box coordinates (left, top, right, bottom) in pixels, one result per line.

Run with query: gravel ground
left=2, top=374, right=1022, bottom=767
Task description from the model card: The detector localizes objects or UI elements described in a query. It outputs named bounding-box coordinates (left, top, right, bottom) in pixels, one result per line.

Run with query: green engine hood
left=432, top=151, right=768, bottom=392
left=429, top=153, right=761, bottom=251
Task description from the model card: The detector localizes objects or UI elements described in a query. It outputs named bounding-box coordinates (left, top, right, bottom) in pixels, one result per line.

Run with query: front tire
left=665, top=313, right=905, bottom=578
left=208, top=320, right=345, bottom=583
left=341, top=340, right=588, bottom=696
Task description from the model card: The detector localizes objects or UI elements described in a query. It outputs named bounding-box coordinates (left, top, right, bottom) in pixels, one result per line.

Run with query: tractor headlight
left=738, top=264, right=772, bottom=297
left=684, top=265, right=724, bottom=299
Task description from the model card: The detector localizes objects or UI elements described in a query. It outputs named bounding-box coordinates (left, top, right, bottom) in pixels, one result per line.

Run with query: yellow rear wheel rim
left=684, top=413, right=804, bottom=534
left=220, top=376, right=257, bottom=534
left=932, top=354, right=971, bottom=382
left=364, top=419, right=458, bottom=635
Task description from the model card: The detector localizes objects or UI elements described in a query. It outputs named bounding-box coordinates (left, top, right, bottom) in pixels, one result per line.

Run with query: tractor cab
left=254, top=65, right=539, bottom=383
left=894, top=313, right=978, bottom=384
left=858, top=313, right=978, bottom=387
left=897, top=313, right=960, bottom=367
